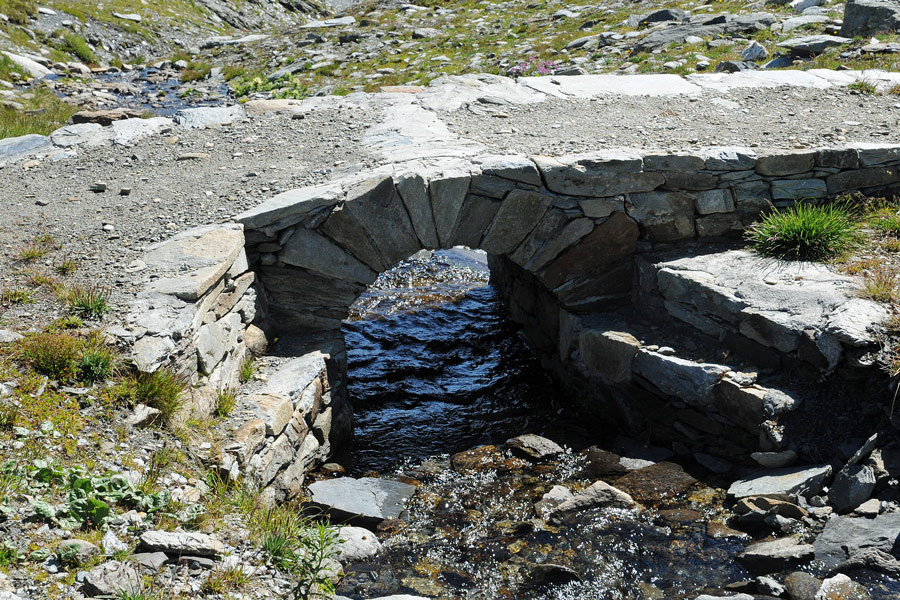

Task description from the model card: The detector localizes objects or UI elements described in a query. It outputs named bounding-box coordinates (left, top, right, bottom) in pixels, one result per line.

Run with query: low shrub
left=861, top=264, right=900, bottom=303
left=745, top=202, right=859, bottom=261
left=15, top=331, right=116, bottom=384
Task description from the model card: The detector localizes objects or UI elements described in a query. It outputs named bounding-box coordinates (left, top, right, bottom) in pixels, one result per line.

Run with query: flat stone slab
left=521, top=73, right=702, bottom=98
left=308, top=477, right=417, bottom=527
left=144, top=224, right=245, bottom=300
left=0, top=134, right=51, bottom=166
left=727, top=464, right=832, bottom=500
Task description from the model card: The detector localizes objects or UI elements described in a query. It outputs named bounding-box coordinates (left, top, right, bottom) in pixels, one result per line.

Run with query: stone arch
left=237, top=153, right=657, bottom=333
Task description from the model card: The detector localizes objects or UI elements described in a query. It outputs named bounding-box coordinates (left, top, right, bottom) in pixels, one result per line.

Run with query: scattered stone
left=138, top=531, right=225, bottom=558
left=778, top=35, right=851, bottom=56
left=124, top=404, right=161, bottom=428
left=89, top=181, right=107, bottom=193
left=113, top=12, right=142, bottom=23
left=817, top=573, right=870, bottom=599
left=131, top=552, right=169, bottom=571
left=177, top=152, right=211, bottom=161
left=829, top=465, right=876, bottom=513
left=335, top=526, right=382, bottom=562
left=726, top=465, right=832, bottom=501
left=58, top=539, right=99, bottom=565
left=550, top=480, right=635, bottom=518
left=784, top=571, right=822, bottom=600
left=742, top=41, right=769, bottom=61
left=756, top=575, right=785, bottom=596
left=82, top=561, right=142, bottom=596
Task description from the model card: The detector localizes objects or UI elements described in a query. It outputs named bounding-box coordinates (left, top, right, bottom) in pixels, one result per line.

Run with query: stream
left=333, top=249, right=900, bottom=600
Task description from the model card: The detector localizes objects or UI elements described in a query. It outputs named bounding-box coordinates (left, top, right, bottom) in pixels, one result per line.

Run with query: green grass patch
left=14, top=330, right=116, bottom=384
left=746, top=202, right=860, bottom=261
left=1, top=287, right=34, bottom=305
left=0, top=87, right=77, bottom=139
left=115, top=369, right=186, bottom=423
left=0, top=0, right=36, bottom=24
left=848, top=78, right=878, bottom=95
left=861, top=264, right=900, bottom=303
left=55, top=31, right=96, bottom=64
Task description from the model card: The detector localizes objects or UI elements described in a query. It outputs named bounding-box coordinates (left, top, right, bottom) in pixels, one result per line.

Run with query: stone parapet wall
left=109, top=223, right=262, bottom=420
left=236, top=143, right=900, bottom=331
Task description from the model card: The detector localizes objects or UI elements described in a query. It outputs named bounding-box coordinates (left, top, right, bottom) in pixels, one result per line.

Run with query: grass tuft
left=848, top=79, right=878, bottom=95
left=65, top=284, right=110, bottom=320
left=861, top=264, right=900, bottom=303
left=239, top=358, right=256, bottom=383
left=117, top=369, right=186, bottom=423
left=746, top=202, right=860, bottom=261
left=1, top=287, right=34, bottom=305
left=214, top=390, right=237, bottom=418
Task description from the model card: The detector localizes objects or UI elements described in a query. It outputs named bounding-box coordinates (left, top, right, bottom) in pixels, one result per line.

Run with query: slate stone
left=341, top=176, right=422, bottom=267
left=480, top=189, right=552, bottom=254
left=396, top=171, right=439, bottom=249
left=430, top=173, right=471, bottom=247
left=0, top=134, right=51, bottom=166
left=448, top=194, right=501, bottom=248
left=841, top=0, right=900, bottom=37
left=814, top=513, right=900, bottom=568
left=131, top=552, right=169, bottom=570
left=771, top=178, right=827, bottom=200
left=533, top=152, right=664, bottom=197
left=235, top=183, right=343, bottom=231
left=737, top=537, right=815, bottom=572
left=144, top=224, right=245, bottom=301
left=308, top=477, right=417, bottom=528
left=538, top=211, right=638, bottom=289
left=830, top=465, right=877, bottom=514
left=280, top=226, right=378, bottom=284
left=173, top=105, right=245, bottom=129
left=138, top=531, right=225, bottom=558
left=778, top=35, right=851, bottom=56
left=727, top=465, right=832, bottom=500
left=632, top=350, right=729, bottom=409
left=82, top=561, right=142, bottom=596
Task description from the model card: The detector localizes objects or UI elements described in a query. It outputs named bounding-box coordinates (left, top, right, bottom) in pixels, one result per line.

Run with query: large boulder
left=841, top=0, right=900, bottom=37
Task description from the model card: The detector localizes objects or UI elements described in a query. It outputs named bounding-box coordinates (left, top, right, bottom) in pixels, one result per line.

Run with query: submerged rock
left=615, top=461, right=697, bottom=505
left=506, top=433, right=564, bottom=459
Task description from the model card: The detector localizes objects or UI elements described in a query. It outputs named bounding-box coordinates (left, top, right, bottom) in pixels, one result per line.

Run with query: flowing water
left=335, top=250, right=900, bottom=600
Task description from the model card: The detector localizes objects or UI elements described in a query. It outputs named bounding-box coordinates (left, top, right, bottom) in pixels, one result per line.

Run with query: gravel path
left=443, top=86, right=900, bottom=155
left=0, top=106, right=378, bottom=331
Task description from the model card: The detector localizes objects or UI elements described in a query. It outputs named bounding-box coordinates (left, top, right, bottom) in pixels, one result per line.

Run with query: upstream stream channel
left=321, top=250, right=900, bottom=600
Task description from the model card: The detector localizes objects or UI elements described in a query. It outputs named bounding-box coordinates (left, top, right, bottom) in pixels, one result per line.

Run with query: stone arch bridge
left=124, top=142, right=899, bottom=498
